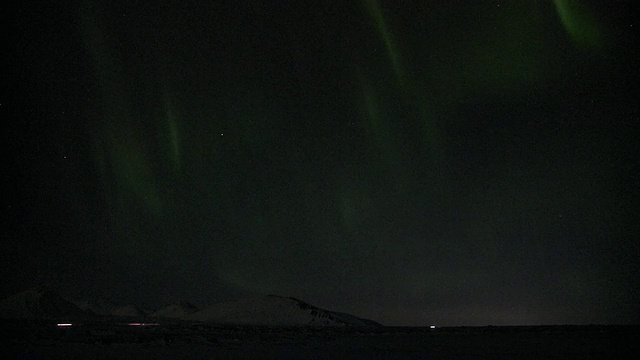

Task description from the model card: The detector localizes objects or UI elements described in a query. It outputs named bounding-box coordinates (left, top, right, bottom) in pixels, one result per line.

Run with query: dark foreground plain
left=1, top=320, right=638, bottom=359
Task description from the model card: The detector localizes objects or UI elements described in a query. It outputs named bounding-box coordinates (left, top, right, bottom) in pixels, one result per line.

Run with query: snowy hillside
left=0, top=288, right=90, bottom=320
left=0, top=290, right=381, bottom=326
left=189, top=295, right=381, bottom=326
left=73, top=298, right=148, bottom=317
left=152, top=302, right=199, bottom=319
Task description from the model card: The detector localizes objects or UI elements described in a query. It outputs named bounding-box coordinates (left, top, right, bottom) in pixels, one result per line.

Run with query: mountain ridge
left=0, top=287, right=90, bottom=320
left=0, top=288, right=382, bottom=326
left=186, top=294, right=382, bottom=327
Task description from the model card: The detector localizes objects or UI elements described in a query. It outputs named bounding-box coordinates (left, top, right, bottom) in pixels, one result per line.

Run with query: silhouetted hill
left=0, top=287, right=90, bottom=320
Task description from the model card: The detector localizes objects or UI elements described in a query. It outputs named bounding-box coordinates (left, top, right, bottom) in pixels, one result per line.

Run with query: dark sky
left=3, top=0, right=638, bottom=326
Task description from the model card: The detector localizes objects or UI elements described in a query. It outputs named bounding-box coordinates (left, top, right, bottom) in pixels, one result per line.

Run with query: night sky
left=4, top=0, right=638, bottom=326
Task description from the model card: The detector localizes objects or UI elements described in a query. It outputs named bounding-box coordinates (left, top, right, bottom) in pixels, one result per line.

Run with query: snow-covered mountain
left=72, top=298, right=148, bottom=317
left=111, top=304, right=147, bottom=317
left=0, top=289, right=381, bottom=326
left=152, top=302, right=199, bottom=319
left=0, top=287, right=91, bottom=320
left=189, top=295, right=382, bottom=327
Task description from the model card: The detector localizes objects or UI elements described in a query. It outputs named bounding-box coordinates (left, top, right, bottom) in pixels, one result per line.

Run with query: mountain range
left=0, top=288, right=381, bottom=326
left=0, top=287, right=90, bottom=320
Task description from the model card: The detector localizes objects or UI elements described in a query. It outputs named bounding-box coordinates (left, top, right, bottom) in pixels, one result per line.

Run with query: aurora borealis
left=4, top=0, right=638, bottom=326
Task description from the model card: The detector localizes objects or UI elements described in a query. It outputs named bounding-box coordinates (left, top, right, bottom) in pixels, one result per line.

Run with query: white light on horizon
left=128, top=323, right=159, bottom=326
left=430, top=325, right=436, bottom=329
left=57, top=323, right=73, bottom=327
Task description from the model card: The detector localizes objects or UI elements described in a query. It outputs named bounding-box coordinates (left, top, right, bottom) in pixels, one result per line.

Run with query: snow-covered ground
left=2, top=322, right=637, bottom=359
